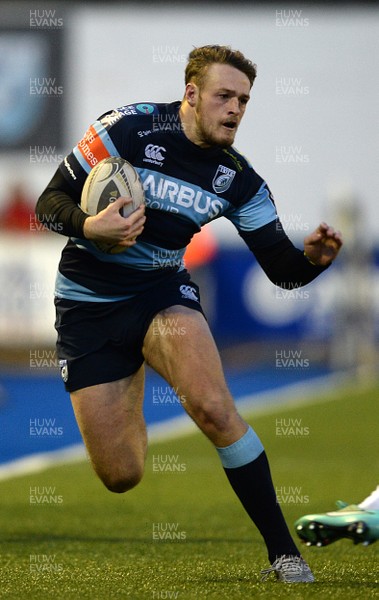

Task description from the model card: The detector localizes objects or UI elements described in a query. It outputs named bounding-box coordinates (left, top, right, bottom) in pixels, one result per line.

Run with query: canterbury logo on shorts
left=59, top=359, right=69, bottom=383
left=179, top=285, right=199, bottom=302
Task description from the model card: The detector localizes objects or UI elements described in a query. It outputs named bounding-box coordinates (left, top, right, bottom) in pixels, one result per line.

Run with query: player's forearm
left=240, top=220, right=328, bottom=288
left=254, top=240, right=328, bottom=288
left=36, top=168, right=87, bottom=238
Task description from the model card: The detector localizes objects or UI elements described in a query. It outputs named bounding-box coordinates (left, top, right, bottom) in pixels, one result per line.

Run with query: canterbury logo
left=59, top=359, right=68, bottom=383
left=179, top=285, right=199, bottom=302
left=144, top=144, right=166, bottom=163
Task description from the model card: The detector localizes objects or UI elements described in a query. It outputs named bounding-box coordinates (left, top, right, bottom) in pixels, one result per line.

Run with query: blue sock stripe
left=215, top=426, right=264, bottom=469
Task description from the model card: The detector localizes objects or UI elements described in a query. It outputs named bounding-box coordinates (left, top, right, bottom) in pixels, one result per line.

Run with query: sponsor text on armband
left=76, top=125, right=112, bottom=170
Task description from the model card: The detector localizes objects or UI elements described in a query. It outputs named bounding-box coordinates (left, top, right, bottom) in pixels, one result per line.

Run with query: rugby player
left=37, top=45, right=342, bottom=583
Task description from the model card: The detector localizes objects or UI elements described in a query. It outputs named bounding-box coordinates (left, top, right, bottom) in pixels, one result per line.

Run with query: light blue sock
left=215, top=426, right=264, bottom=469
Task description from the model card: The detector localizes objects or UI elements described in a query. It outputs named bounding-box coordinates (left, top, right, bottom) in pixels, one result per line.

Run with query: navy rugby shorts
left=55, top=271, right=204, bottom=392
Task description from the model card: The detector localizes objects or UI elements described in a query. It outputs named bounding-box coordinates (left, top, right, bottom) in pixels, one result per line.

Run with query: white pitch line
left=0, top=444, right=87, bottom=481
left=0, top=371, right=360, bottom=481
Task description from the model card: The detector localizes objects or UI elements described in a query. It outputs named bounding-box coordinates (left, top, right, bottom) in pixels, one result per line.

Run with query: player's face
left=193, top=63, right=251, bottom=148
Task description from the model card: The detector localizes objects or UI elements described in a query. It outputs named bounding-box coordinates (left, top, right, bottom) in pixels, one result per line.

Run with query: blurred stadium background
left=0, top=1, right=378, bottom=473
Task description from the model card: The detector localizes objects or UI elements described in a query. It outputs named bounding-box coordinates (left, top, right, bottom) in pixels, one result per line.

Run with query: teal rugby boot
left=295, top=503, right=379, bottom=547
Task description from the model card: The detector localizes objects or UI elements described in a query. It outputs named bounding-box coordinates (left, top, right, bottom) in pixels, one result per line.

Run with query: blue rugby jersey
left=53, top=101, right=280, bottom=301
left=39, top=100, right=328, bottom=302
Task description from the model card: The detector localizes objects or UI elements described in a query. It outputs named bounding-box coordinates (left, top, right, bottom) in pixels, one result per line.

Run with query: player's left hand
left=303, top=222, right=343, bottom=266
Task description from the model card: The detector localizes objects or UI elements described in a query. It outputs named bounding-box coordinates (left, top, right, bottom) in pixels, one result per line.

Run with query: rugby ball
left=81, top=156, right=145, bottom=253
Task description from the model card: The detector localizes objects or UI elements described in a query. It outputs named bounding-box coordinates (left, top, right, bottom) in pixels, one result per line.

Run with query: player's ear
left=185, top=82, right=199, bottom=107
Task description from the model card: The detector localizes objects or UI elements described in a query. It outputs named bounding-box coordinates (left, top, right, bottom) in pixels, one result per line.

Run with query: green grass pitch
left=0, top=382, right=378, bottom=599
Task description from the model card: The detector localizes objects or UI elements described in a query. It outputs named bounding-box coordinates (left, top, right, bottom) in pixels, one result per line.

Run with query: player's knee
left=194, top=401, right=238, bottom=436
left=101, top=466, right=144, bottom=494
left=105, top=477, right=140, bottom=494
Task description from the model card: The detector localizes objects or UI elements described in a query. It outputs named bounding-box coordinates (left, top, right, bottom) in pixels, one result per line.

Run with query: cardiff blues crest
left=212, top=165, right=236, bottom=194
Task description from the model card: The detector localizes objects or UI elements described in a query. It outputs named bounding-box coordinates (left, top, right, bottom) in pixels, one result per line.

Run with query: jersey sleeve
left=36, top=168, right=87, bottom=238
left=238, top=215, right=329, bottom=289
left=37, top=104, right=160, bottom=238
left=225, top=180, right=278, bottom=233
left=37, top=109, right=128, bottom=238
left=224, top=165, right=329, bottom=288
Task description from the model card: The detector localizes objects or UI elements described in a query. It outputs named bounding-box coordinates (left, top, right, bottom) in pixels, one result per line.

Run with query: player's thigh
left=143, top=305, right=246, bottom=444
left=70, top=366, right=147, bottom=491
left=143, top=306, right=222, bottom=389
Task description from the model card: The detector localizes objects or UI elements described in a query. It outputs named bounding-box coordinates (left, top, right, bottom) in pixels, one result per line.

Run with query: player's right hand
left=83, top=197, right=146, bottom=246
